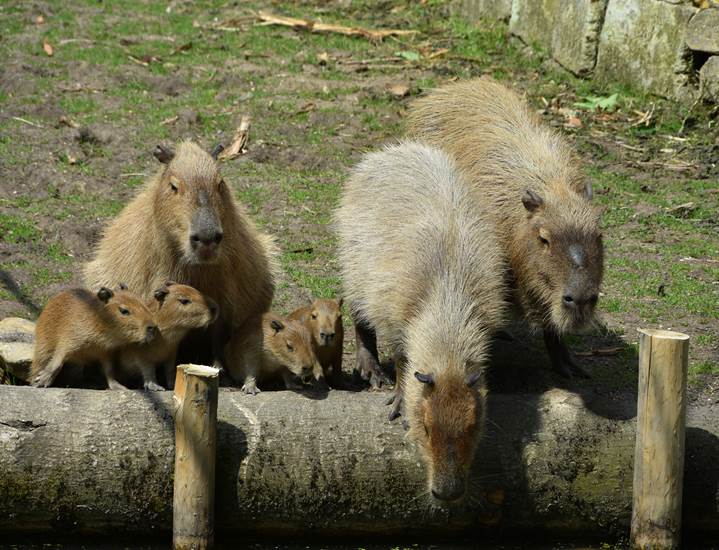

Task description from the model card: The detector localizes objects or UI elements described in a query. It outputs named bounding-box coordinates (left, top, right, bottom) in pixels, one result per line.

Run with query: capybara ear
left=154, top=288, right=169, bottom=303
left=414, top=371, right=435, bottom=386
left=118, top=282, right=128, bottom=291
left=583, top=181, right=593, bottom=201
left=270, top=319, right=284, bottom=333
left=164, top=280, right=177, bottom=288
left=210, top=143, right=224, bottom=160
left=153, top=144, right=175, bottom=164
left=466, top=372, right=483, bottom=387
left=97, top=287, right=114, bottom=303
left=337, top=296, right=344, bottom=309
left=521, top=189, right=544, bottom=213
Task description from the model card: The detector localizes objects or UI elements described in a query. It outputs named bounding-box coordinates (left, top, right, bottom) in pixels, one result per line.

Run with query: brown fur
left=288, top=298, right=344, bottom=384
left=117, top=282, right=218, bottom=391
left=31, top=287, right=157, bottom=389
left=336, top=142, right=505, bottom=504
left=83, top=141, right=278, bottom=392
left=406, top=78, right=603, bottom=337
left=244, top=313, right=323, bottom=392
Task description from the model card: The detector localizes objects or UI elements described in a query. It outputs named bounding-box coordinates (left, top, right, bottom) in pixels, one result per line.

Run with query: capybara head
left=152, top=281, right=219, bottom=331
left=307, top=298, right=343, bottom=347
left=516, top=189, right=603, bottom=334
left=151, top=141, right=231, bottom=265
left=409, top=368, right=486, bottom=505
left=97, top=287, right=157, bottom=344
left=264, top=314, right=322, bottom=384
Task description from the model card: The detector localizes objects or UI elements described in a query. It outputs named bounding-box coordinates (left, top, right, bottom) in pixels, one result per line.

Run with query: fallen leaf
left=296, top=102, right=316, bottom=114
left=395, top=50, right=420, bottom=62
left=317, top=52, right=330, bottom=65
left=666, top=202, right=697, bottom=217
left=58, top=115, right=79, bottom=128
left=160, top=115, right=179, bottom=126
left=170, top=42, right=193, bottom=55
left=427, top=48, right=449, bottom=59
left=386, top=82, right=410, bottom=98
left=35, top=15, right=45, bottom=25
left=218, top=115, right=251, bottom=161
left=574, top=347, right=623, bottom=357
left=566, top=116, right=582, bottom=128
left=43, top=39, right=53, bottom=56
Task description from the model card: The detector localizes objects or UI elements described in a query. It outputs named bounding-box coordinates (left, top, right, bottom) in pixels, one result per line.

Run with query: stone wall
left=458, top=0, right=719, bottom=102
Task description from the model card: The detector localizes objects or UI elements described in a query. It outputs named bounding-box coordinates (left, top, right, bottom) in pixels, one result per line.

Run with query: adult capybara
left=336, top=142, right=505, bottom=504
left=83, top=141, right=278, bottom=392
left=117, top=282, right=218, bottom=391
left=406, top=77, right=604, bottom=377
left=288, top=298, right=344, bottom=386
left=31, top=286, right=157, bottom=389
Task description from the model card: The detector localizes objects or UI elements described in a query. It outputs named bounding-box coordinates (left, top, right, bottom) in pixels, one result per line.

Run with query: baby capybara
left=288, top=298, right=344, bottom=386
left=31, top=287, right=157, bottom=389
left=117, top=282, right=218, bottom=391
left=336, top=142, right=505, bottom=504
left=83, top=141, right=278, bottom=391
left=407, top=77, right=603, bottom=377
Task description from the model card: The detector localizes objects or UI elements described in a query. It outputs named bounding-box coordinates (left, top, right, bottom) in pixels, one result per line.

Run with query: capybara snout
left=189, top=190, right=224, bottom=262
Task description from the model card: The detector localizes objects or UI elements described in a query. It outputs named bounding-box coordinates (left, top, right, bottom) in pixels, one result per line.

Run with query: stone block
left=700, top=55, right=719, bottom=100
left=0, top=317, right=35, bottom=382
left=686, top=8, right=719, bottom=53
left=595, top=0, right=698, bottom=99
left=509, top=0, right=608, bottom=75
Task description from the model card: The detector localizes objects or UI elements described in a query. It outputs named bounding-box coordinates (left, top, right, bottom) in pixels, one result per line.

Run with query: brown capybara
left=288, top=298, right=344, bottom=385
left=250, top=313, right=323, bottom=392
left=31, top=287, right=157, bottom=389
left=83, top=140, right=278, bottom=392
left=406, top=77, right=604, bottom=378
left=335, top=142, right=505, bottom=504
left=117, top=282, right=219, bottom=391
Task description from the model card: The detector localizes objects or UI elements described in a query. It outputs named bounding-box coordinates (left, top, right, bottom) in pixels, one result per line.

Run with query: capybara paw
left=369, top=370, right=392, bottom=389
left=107, top=380, right=128, bottom=390
left=32, top=373, right=51, bottom=388
left=241, top=383, right=261, bottom=395
left=144, top=381, right=166, bottom=392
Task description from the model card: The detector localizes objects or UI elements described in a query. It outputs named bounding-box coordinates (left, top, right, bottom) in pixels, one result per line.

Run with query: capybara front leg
left=353, top=315, right=391, bottom=388
left=543, top=328, right=590, bottom=379
left=101, top=357, right=127, bottom=390
left=32, top=353, right=65, bottom=388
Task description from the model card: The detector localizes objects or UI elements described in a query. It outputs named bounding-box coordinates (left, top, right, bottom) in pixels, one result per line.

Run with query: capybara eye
left=424, top=423, right=429, bottom=437
left=286, top=343, right=294, bottom=352
left=539, top=235, right=549, bottom=246
left=179, top=298, right=191, bottom=305
left=119, top=307, right=130, bottom=316
left=311, top=313, right=317, bottom=319
left=169, top=177, right=179, bottom=192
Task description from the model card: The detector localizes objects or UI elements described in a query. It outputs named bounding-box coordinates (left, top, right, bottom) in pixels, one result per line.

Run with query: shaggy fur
left=406, top=78, right=603, bottom=337
left=83, top=141, right=278, bottom=391
left=335, top=141, right=505, bottom=503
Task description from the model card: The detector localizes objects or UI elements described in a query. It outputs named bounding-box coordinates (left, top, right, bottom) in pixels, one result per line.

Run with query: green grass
left=0, top=213, right=40, bottom=244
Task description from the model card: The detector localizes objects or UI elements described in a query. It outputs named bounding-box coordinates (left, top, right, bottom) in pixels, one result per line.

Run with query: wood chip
left=42, top=39, right=53, bottom=56
left=218, top=115, right=251, bottom=161
left=256, top=11, right=418, bottom=42
left=160, top=115, right=179, bottom=126
left=386, top=82, right=410, bottom=98
left=574, top=347, right=623, bottom=357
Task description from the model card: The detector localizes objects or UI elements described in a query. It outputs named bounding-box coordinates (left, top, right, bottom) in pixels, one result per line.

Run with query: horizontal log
left=0, top=386, right=717, bottom=539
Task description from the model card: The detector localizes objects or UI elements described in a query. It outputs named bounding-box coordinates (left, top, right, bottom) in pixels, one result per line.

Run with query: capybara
left=117, top=282, right=219, bottom=391
left=250, top=313, right=323, bottom=392
left=335, top=142, right=505, bottom=504
left=31, top=287, right=157, bottom=389
left=288, top=298, right=344, bottom=385
left=83, top=140, right=278, bottom=392
left=406, top=77, right=604, bottom=377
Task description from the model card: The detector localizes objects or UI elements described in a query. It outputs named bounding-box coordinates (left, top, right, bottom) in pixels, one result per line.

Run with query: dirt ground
left=0, top=0, right=717, bottom=402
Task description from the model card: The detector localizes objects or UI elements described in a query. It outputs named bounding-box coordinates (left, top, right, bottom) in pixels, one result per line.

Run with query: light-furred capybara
left=406, top=77, right=604, bottom=377
left=245, top=312, right=323, bottom=391
left=335, top=142, right=505, bottom=504
left=83, top=141, right=278, bottom=392
left=31, top=286, right=157, bottom=389
left=288, top=298, right=344, bottom=386
left=117, top=282, right=218, bottom=391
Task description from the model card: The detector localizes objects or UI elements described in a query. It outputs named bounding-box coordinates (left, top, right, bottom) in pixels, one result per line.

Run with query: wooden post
left=631, top=329, right=689, bottom=550
left=173, top=364, right=220, bottom=550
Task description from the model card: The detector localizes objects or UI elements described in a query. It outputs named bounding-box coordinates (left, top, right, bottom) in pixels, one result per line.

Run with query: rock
left=686, top=8, right=719, bottom=53
left=700, top=55, right=719, bottom=100
left=595, top=0, right=698, bottom=99
left=509, top=0, right=608, bottom=75
left=0, top=317, right=35, bottom=382
left=456, top=0, right=512, bottom=21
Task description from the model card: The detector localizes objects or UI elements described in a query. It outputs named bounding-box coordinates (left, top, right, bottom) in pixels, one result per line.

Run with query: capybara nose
left=320, top=331, right=334, bottom=344
left=146, top=325, right=157, bottom=340
left=431, top=483, right=465, bottom=502
left=209, top=302, right=219, bottom=317
left=562, top=294, right=575, bottom=308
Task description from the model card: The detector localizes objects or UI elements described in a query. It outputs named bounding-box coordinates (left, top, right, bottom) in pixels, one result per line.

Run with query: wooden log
left=631, top=329, right=690, bottom=550
left=0, top=386, right=716, bottom=540
left=173, top=364, right=219, bottom=550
